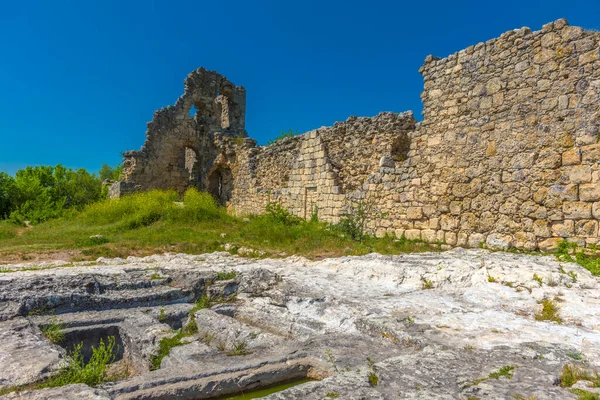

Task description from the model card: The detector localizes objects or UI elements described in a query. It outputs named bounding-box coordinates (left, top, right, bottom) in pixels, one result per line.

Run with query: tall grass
left=0, top=189, right=440, bottom=261
left=0, top=222, right=17, bottom=240
left=82, top=190, right=178, bottom=229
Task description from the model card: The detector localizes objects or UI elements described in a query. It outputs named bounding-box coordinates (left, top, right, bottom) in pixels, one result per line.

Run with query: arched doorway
left=207, top=166, right=233, bottom=205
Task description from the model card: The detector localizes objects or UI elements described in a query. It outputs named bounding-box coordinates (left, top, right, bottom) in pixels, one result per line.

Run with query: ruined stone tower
left=110, top=68, right=247, bottom=200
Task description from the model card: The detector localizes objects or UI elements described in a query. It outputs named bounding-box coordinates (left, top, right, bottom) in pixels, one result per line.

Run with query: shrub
left=41, top=336, right=118, bottom=388
left=266, top=129, right=299, bottom=146
left=265, top=202, right=301, bottom=226
left=169, top=188, right=227, bottom=223
left=535, top=299, right=562, bottom=324
left=335, top=198, right=377, bottom=241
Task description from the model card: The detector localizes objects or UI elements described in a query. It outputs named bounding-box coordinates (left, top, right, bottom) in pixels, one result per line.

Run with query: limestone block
left=407, top=207, right=423, bottom=220
left=575, top=219, right=599, bottom=237
left=404, top=229, right=421, bottom=240
left=567, top=165, right=592, bottom=183
left=562, top=148, right=581, bottom=166
left=421, top=229, right=437, bottom=242
left=514, top=231, right=537, bottom=251
left=538, top=237, right=562, bottom=252
left=582, top=143, right=600, bottom=163
left=563, top=202, right=592, bottom=219
left=593, top=202, right=600, bottom=219
left=580, top=184, right=600, bottom=201
left=485, top=233, right=513, bottom=250
left=533, top=220, right=552, bottom=238
left=552, top=220, right=575, bottom=237
left=467, top=233, right=485, bottom=248
left=457, top=232, right=469, bottom=247
left=444, top=231, right=457, bottom=246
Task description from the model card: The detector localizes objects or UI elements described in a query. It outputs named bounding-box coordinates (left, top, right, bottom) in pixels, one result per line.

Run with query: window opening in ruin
left=189, top=104, right=198, bottom=118
left=390, top=135, right=411, bottom=162
left=208, top=167, right=233, bottom=205
left=184, top=147, right=201, bottom=187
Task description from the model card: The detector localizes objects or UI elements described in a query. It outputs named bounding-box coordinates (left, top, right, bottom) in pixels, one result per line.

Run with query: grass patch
left=468, top=365, right=515, bottom=387
left=0, top=189, right=440, bottom=262
left=571, top=389, right=600, bottom=400
left=367, top=356, right=378, bottom=387
left=535, top=299, right=562, bottom=324
left=40, top=317, right=67, bottom=344
left=0, top=222, right=18, bottom=240
left=556, top=240, right=600, bottom=276
left=215, top=270, right=237, bottom=281
left=226, top=340, right=252, bottom=356
left=150, top=316, right=199, bottom=370
left=560, top=364, right=600, bottom=388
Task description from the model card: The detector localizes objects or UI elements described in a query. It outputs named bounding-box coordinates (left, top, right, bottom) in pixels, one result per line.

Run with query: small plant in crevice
left=567, top=352, right=584, bottom=361
left=367, top=356, right=379, bottom=387
left=40, top=317, right=67, bottom=344
left=215, top=270, right=237, bottom=281
left=487, top=274, right=498, bottom=283
left=535, top=299, right=562, bottom=324
left=421, top=277, right=434, bottom=290
left=325, top=392, right=340, bottom=398
left=325, top=348, right=339, bottom=373
left=559, top=364, right=600, bottom=388
left=158, top=307, right=167, bottom=323
left=467, top=365, right=515, bottom=387
left=533, top=273, right=543, bottom=286
left=226, top=340, right=252, bottom=356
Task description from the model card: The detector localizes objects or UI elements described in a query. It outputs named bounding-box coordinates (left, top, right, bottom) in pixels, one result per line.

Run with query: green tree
left=8, top=165, right=102, bottom=224
left=98, top=164, right=122, bottom=181
left=0, top=172, right=15, bottom=219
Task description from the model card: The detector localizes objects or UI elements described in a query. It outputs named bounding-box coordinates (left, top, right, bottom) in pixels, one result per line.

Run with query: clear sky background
left=1, top=0, right=599, bottom=175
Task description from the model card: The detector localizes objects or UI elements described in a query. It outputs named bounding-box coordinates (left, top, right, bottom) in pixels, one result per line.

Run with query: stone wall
left=229, top=112, right=415, bottom=222
left=376, top=18, right=600, bottom=251
left=116, top=19, right=600, bottom=251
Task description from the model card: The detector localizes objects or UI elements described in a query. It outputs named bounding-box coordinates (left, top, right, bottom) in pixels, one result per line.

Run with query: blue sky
left=1, top=0, right=599, bottom=175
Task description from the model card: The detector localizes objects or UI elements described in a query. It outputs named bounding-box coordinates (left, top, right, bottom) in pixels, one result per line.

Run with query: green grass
left=226, top=340, right=252, bottom=356
left=0, top=189, right=440, bottom=262
left=556, top=240, right=600, bottom=276
left=560, top=364, right=600, bottom=388
left=468, top=365, right=515, bottom=387
left=40, top=317, right=66, bottom=344
left=0, top=222, right=18, bottom=240
left=215, top=270, right=237, bottom=280
left=150, top=313, right=201, bottom=370
left=535, top=299, right=562, bottom=324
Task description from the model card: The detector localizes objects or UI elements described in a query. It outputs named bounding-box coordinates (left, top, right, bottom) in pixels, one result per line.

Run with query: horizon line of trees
left=0, top=164, right=122, bottom=224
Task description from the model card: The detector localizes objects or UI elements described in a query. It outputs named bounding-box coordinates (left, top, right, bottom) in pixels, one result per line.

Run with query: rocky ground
left=0, top=249, right=599, bottom=399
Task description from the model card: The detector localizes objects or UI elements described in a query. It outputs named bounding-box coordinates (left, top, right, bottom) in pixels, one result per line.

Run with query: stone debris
left=0, top=249, right=599, bottom=399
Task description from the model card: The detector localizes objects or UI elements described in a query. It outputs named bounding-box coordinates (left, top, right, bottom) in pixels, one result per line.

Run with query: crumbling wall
left=115, top=68, right=246, bottom=196
left=116, top=19, right=600, bottom=252
left=230, top=112, right=415, bottom=222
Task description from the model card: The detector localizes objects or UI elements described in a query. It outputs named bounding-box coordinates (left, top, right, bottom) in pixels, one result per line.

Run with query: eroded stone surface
left=0, top=249, right=599, bottom=399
